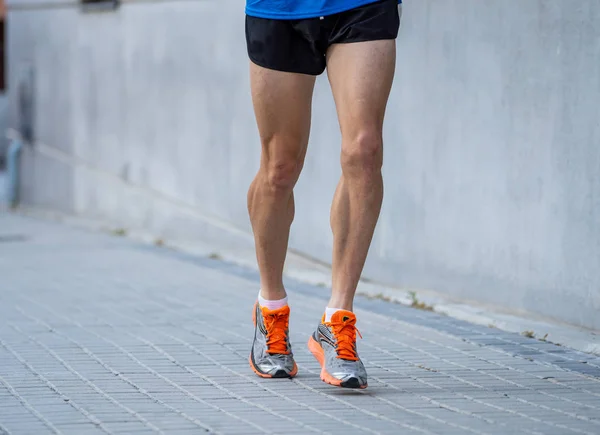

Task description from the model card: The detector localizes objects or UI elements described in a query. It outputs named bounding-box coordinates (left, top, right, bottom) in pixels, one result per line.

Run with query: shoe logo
left=257, top=307, right=268, bottom=336
left=318, top=324, right=336, bottom=347
left=319, top=332, right=336, bottom=348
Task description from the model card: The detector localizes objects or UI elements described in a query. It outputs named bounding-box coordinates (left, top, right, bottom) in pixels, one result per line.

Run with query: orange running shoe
left=249, top=302, right=298, bottom=378
left=308, top=310, right=367, bottom=389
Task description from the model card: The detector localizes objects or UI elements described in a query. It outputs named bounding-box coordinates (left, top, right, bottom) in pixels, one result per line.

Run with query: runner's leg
left=327, top=39, right=397, bottom=311
left=247, top=63, right=316, bottom=301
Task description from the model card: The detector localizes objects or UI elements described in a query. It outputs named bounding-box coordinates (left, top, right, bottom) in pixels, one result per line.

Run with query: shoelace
left=329, top=317, right=362, bottom=361
left=264, top=312, right=290, bottom=355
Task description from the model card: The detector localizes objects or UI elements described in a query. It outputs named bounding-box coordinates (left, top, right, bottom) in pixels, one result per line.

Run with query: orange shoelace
left=329, top=317, right=362, bottom=361
left=263, top=310, right=290, bottom=355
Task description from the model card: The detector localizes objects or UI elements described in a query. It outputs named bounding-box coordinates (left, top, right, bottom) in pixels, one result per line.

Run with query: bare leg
left=247, top=63, right=316, bottom=301
left=326, top=40, right=397, bottom=311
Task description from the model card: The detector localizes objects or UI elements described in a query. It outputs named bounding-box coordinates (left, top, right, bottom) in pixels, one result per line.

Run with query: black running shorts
left=245, top=0, right=401, bottom=76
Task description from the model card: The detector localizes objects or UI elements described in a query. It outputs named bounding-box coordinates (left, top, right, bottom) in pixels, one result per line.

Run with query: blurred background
left=2, top=0, right=599, bottom=330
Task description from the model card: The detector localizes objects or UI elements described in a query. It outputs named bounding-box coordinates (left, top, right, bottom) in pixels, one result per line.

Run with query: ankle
left=325, top=307, right=346, bottom=322
left=327, top=298, right=353, bottom=313
left=259, top=290, right=288, bottom=310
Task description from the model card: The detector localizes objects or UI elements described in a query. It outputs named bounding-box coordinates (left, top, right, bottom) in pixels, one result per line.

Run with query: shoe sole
left=307, top=336, right=367, bottom=389
left=249, top=302, right=298, bottom=379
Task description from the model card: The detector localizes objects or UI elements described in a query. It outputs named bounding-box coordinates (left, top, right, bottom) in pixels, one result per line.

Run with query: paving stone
left=1, top=212, right=600, bottom=435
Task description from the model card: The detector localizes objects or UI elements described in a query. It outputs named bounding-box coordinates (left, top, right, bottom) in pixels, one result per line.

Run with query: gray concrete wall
left=7, top=0, right=600, bottom=329
left=0, top=94, right=7, bottom=164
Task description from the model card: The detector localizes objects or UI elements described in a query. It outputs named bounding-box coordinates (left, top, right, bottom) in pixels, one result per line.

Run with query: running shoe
left=308, top=310, right=367, bottom=388
left=249, top=302, right=298, bottom=378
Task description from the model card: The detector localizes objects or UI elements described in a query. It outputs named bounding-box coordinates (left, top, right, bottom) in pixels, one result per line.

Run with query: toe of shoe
left=259, top=361, right=297, bottom=378
left=271, top=369, right=292, bottom=378
left=340, top=376, right=367, bottom=388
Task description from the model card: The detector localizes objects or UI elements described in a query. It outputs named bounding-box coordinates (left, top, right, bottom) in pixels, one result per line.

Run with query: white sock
left=325, top=307, right=344, bottom=323
left=258, top=291, right=288, bottom=311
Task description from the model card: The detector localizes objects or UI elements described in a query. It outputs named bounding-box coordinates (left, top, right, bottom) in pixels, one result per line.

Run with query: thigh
left=250, top=62, right=316, bottom=160
left=326, top=0, right=399, bottom=137
left=326, top=39, right=397, bottom=139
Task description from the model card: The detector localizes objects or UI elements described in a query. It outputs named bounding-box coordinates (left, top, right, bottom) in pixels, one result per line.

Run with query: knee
left=266, top=159, right=301, bottom=193
left=261, top=137, right=304, bottom=194
left=341, top=130, right=383, bottom=178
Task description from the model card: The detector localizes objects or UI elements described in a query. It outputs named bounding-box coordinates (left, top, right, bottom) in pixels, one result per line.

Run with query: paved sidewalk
left=1, top=212, right=600, bottom=435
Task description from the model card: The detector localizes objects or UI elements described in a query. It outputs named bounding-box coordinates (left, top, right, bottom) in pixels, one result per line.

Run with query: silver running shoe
left=308, top=310, right=367, bottom=389
left=249, top=302, right=298, bottom=378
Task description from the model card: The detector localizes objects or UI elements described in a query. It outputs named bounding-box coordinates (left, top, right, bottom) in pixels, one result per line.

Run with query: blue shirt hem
left=246, top=0, right=401, bottom=20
